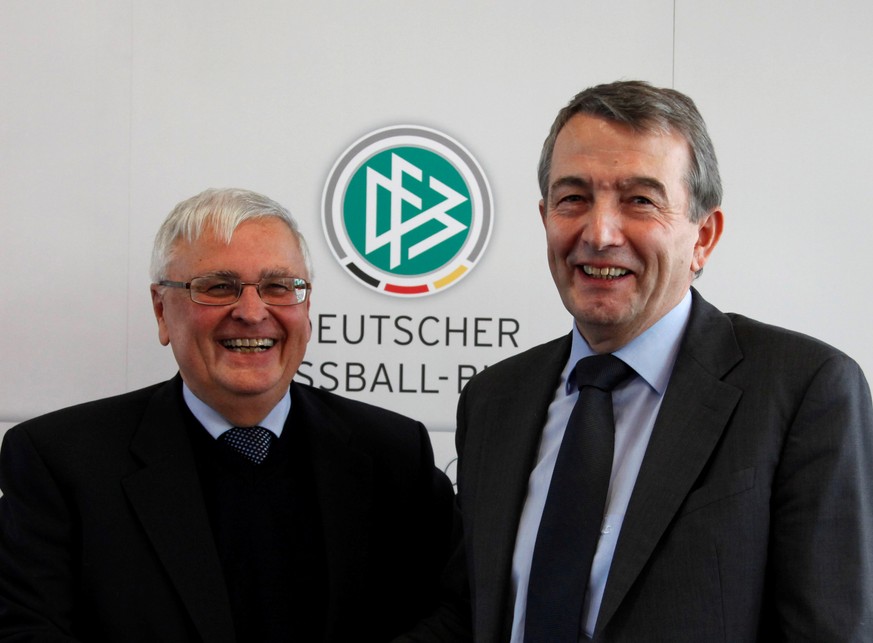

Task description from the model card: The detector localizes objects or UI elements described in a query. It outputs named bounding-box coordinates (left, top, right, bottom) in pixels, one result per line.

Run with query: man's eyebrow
left=198, top=269, right=238, bottom=279
left=549, top=176, right=593, bottom=193
left=195, top=268, right=296, bottom=279
left=259, top=267, right=298, bottom=278
left=618, top=176, right=668, bottom=198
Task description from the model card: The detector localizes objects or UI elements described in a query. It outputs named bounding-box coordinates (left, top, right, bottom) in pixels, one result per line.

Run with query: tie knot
left=220, top=425, right=273, bottom=464
left=574, top=353, right=635, bottom=392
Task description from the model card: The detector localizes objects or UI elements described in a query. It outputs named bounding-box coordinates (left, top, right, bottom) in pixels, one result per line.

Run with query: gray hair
left=150, top=188, right=313, bottom=282
left=537, top=80, right=722, bottom=222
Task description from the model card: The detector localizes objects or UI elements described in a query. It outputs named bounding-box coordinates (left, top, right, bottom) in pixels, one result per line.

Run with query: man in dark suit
left=0, top=188, right=466, bottom=642
left=455, top=81, right=873, bottom=641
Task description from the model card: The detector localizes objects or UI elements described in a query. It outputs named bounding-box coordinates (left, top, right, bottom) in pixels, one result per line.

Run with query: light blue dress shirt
left=182, top=384, right=291, bottom=440
left=509, top=291, right=692, bottom=641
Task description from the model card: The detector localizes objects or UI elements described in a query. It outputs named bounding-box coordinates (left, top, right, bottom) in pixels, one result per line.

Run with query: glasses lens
left=259, top=277, right=308, bottom=305
left=190, top=277, right=240, bottom=304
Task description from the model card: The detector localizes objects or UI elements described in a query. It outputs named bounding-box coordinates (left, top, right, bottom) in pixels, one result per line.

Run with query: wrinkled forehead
left=554, top=115, right=692, bottom=173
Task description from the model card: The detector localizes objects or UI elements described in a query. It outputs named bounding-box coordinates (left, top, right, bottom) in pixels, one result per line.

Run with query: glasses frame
left=157, top=276, right=311, bottom=306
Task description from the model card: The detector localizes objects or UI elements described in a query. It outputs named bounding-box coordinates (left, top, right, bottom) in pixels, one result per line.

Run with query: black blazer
left=0, top=377, right=458, bottom=642
left=455, top=289, right=873, bottom=642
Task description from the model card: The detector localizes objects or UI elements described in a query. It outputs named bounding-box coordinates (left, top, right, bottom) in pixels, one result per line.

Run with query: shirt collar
left=182, top=383, right=291, bottom=440
left=564, top=289, right=692, bottom=396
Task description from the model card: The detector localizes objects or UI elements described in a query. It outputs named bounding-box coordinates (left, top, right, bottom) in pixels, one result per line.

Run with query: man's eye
left=262, top=281, right=292, bottom=294
left=630, top=196, right=654, bottom=205
left=204, top=281, right=235, bottom=293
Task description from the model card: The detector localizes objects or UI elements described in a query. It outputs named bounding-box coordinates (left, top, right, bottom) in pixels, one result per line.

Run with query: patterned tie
left=220, top=426, right=274, bottom=464
left=525, top=353, right=635, bottom=642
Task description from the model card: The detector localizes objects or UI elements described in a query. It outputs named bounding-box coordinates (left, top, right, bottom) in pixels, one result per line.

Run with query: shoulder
left=729, top=314, right=868, bottom=396
left=463, top=334, right=570, bottom=395
left=727, top=312, right=848, bottom=360
left=690, top=289, right=856, bottom=367
left=290, top=382, right=429, bottom=456
left=292, top=382, right=421, bottom=428
left=690, top=292, right=866, bottom=391
left=5, top=380, right=174, bottom=454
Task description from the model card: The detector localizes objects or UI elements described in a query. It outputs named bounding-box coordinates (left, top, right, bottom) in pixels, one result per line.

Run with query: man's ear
left=150, top=285, right=171, bottom=346
left=692, top=208, right=724, bottom=274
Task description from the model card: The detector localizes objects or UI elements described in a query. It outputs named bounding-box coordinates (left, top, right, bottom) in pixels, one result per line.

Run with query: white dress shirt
left=182, top=384, right=291, bottom=440
left=509, top=291, right=692, bottom=641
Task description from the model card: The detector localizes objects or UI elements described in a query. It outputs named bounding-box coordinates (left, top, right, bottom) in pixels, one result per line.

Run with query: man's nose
left=231, top=283, right=269, bottom=322
left=581, top=202, right=623, bottom=250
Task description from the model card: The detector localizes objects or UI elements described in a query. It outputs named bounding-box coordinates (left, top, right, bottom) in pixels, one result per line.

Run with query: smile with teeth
left=582, top=265, right=629, bottom=279
left=221, top=338, right=276, bottom=353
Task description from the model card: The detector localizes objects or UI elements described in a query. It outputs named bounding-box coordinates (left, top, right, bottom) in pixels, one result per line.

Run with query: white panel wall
left=1, top=2, right=131, bottom=419
left=675, top=2, right=873, bottom=370
left=2, top=1, right=872, bottom=474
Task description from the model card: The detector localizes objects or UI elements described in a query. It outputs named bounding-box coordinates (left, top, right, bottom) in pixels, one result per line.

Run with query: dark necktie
left=220, top=426, right=274, bottom=464
left=525, top=353, right=635, bottom=642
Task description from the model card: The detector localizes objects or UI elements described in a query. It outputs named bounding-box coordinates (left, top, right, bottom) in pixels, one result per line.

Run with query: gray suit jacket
left=455, top=289, right=873, bottom=642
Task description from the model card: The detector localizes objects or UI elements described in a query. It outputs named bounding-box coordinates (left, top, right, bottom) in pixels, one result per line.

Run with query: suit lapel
left=469, top=336, right=570, bottom=640
left=122, top=377, right=235, bottom=643
left=595, top=291, right=744, bottom=636
left=291, top=385, right=373, bottom=638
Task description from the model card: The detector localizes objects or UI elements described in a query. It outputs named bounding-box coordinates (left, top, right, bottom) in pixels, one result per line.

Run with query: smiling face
left=151, top=217, right=311, bottom=425
left=541, top=114, right=722, bottom=353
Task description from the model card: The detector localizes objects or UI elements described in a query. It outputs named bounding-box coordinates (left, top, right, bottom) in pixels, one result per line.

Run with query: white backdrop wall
left=2, top=1, right=872, bottom=475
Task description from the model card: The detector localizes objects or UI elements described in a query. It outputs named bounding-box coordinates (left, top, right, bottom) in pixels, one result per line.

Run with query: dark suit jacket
left=455, top=289, right=873, bottom=642
left=0, top=376, right=460, bottom=642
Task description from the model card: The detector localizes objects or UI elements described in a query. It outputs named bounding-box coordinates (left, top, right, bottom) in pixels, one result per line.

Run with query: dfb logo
left=323, top=126, right=493, bottom=297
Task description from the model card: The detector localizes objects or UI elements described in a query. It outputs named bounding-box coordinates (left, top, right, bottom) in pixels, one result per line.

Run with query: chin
left=571, top=300, right=626, bottom=324
left=218, top=375, right=283, bottom=397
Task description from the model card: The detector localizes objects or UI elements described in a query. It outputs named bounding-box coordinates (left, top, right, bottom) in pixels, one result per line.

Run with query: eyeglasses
left=158, top=276, right=311, bottom=306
